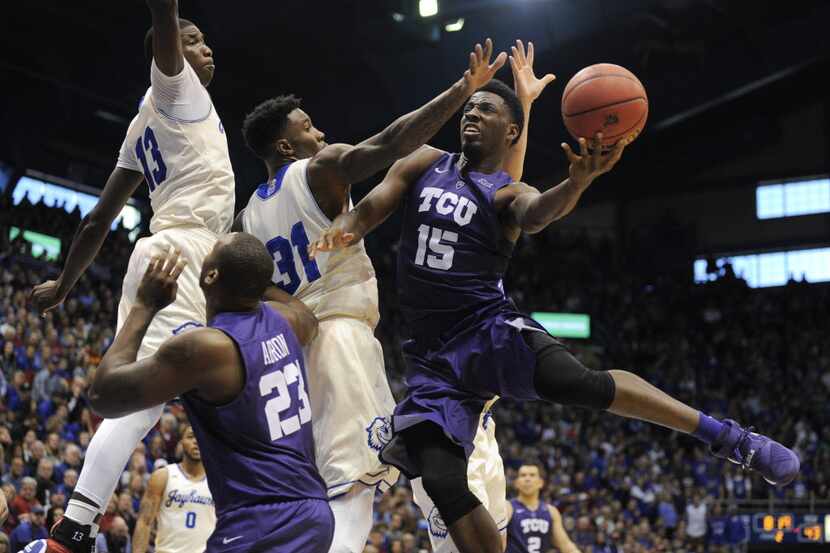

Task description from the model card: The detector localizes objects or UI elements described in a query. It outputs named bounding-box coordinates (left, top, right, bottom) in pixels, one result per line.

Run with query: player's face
left=180, top=25, right=214, bottom=87
left=180, top=427, right=201, bottom=462
left=460, top=91, right=518, bottom=160
left=515, top=465, right=544, bottom=496
left=282, top=109, right=327, bottom=160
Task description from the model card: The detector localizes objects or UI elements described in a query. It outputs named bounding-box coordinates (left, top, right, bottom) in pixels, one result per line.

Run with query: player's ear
left=203, top=268, right=219, bottom=286
left=506, top=123, right=520, bottom=145
left=276, top=138, right=294, bottom=158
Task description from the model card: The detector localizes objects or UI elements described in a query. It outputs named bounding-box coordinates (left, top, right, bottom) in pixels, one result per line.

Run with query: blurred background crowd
left=1, top=195, right=827, bottom=553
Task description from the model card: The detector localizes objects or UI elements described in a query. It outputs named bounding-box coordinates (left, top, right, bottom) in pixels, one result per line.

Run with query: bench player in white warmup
left=238, top=39, right=552, bottom=552
left=133, top=424, right=216, bottom=553
left=28, top=1, right=234, bottom=551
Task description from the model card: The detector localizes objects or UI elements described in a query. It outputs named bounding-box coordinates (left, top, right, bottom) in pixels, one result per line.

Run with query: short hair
left=518, top=463, right=546, bottom=479
left=144, top=18, right=197, bottom=62
left=477, top=79, right=524, bottom=144
left=242, top=95, right=303, bottom=159
left=215, top=233, right=274, bottom=300
left=21, top=476, right=37, bottom=488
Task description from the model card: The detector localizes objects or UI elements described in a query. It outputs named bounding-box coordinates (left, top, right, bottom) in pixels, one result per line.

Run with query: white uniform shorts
left=411, top=399, right=508, bottom=552
left=305, top=317, right=400, bottom=498
left=117, top=227, right=218, bottom=359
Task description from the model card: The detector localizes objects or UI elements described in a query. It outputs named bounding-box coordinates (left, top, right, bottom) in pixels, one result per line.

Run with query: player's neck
left=206, top=297, right=260, bottom=322
left=265, top=158, right=295, bottom=180
left=458, top=152, right=504, bottom=175
left=518, top=494, right=541, bottom=510
left=180, top=459, right=206, bottom=480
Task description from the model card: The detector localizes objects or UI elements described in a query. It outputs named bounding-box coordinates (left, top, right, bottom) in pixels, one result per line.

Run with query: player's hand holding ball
left=462, top=38, right=508, bottom=94
left=562, top=132, right=628, bottom=188
left=136, top=247, right=187, bottom=312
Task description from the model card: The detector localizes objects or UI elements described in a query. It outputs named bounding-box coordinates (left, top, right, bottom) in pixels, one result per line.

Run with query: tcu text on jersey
left=417, top=186, right=479, bottom=226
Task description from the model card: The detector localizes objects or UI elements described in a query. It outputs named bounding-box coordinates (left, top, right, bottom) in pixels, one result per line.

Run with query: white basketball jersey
left=155, top=464, right=216, bottom=553
left=242, top=158, right=379, bottom=326
left=117, top=62, right=234, bottom=235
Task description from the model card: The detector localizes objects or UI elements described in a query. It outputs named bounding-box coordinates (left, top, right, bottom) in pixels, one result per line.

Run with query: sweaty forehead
left=180, top=25, right=201, bottom=38
left=286, top=108, right=310, bottom=127
left=467, top=91, right=506, bottom=110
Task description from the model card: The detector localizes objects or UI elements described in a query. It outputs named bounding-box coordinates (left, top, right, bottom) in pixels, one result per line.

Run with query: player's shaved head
left=242, top=95, right=304, bottom=160
left=201, top=233, right=273, bottom=302
left=143, top=18, right=197, bottom=62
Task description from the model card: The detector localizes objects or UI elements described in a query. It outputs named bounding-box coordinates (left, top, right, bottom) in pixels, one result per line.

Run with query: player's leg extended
left=402, top=423, right=502, bottom=553
left=327, top=483, right=376, bottom=553
left=525, top=329, right=800, bottom=486
left=411, top=402, right=509, bottom=553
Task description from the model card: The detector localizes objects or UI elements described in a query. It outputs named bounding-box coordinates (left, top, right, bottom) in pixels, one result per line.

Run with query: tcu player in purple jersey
left=311, top=51, right=800, bottom=551
left=72, top=234, right=331, bottom=552
left=506, top=465, right=578, bottom=553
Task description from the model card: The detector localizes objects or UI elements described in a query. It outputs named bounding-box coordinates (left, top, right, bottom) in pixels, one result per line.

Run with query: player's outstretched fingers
left=147, top=256, right=162, bottom=276
left=578, top=137, right=589, bottom=157
left=169, top=257, right=187, bottom=280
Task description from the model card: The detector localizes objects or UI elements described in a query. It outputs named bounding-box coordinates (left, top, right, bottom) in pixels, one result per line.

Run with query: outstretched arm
left=550, top=505, right=581, bottom=553
left=30, top=167, right=145, bottom=314
left=308, top=146, right=442, bottom=257
left=504, top=40, right=556, bottom=182
left=146, top=0, right=184, bottom=77
left=88, top=251, right=239, bottom=417
left=308, top=39, right=507, bottom=192
left=132, top=468, right=167, bottom=553
left=504, top=133, right=628, bottom=234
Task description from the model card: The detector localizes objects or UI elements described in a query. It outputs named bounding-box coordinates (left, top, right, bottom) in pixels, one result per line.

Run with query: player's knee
left=527, top=331, right=615, bottom=410
left=421, top=470, right=481, bottom=527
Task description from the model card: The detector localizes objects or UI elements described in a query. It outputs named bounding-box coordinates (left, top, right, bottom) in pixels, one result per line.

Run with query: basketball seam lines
left=563, top=97, right=647, bottom=118
left=562, top=73, right=643, bottom=104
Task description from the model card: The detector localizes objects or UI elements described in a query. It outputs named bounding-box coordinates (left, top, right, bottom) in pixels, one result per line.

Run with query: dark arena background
left=1, top=1, right=829, bottom=552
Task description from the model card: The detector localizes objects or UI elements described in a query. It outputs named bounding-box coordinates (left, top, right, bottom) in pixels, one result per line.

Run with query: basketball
left=561, top=63, right=648, bottom=148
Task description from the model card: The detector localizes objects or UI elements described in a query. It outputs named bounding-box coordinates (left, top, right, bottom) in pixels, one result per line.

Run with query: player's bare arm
left=504, top=40, right=555, bottom=182
left=498, top=132, right=627, bottom=238
left=263, top=285, right=319, bottom=345
left=146, top=0, right=184, bottom=76
left=309, top=146, right=443, bottom=257
left=306, top=39, right=507, bottom=205
left=550, top=505, right=581, bottom=553
left=132, top=467, right=168, bottom=553
left=30, top=167, right=145, bottom=314
left=88, top=251, right=241, bottom=418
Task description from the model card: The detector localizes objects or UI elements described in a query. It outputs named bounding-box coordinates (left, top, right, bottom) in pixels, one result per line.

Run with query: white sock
left=65, top=499, right=99, bottom=527
left=73, top=405, right=164, bottom=510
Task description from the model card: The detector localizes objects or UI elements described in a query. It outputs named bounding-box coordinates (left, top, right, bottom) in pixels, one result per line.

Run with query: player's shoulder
left=147, top=464, right=171, bottom=491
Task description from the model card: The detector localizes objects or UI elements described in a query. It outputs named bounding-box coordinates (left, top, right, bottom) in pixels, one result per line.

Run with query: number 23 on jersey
left=259, top=360, right=311, bottom=441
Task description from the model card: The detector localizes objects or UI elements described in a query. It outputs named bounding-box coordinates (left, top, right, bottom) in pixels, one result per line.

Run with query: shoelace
left=734, top=425, right=757, bottom=471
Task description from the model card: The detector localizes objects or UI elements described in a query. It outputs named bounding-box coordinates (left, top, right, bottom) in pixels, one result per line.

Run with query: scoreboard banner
left=749, top=513, right=827, bottom=544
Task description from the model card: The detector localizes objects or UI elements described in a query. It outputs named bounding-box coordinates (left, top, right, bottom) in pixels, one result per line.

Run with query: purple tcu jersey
left=506, top=499, right=554, bottom=553
left=182, top=303, right=327, bottom=518
left=397, top=152, right=516, bottom=340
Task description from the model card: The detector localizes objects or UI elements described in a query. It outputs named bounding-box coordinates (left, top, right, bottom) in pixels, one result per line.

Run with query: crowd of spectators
left=1, top=194, right=828, bottom=553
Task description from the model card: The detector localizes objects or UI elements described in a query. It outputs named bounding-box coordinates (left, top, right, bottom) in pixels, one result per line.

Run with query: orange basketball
left=561, top=63, right=648, bottom=148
